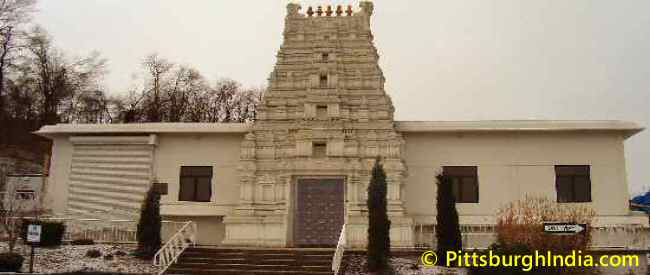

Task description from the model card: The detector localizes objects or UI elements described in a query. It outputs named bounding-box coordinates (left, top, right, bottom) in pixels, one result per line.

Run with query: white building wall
left=402, top=131, right=642, bottom=226
left=154, top=133, right=243, bottom=245
left=154, top=133, right=242, bottom=216
left=45, top=136, right=73, bottom=215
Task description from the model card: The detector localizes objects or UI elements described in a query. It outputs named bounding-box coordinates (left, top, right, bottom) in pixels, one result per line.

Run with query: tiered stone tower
left=223, top=2, right=413, bottom=248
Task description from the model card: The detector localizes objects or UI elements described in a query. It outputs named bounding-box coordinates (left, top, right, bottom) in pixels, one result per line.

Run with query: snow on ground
left=1, top=243, right=159, bottom=274
left=341, top=254, right=459, bottom=275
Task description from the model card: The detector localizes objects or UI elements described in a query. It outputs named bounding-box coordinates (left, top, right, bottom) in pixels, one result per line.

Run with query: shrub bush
left=21, top=220, right=66, bottom=247
left=85, top=249, right=102, bottom=258
left=0, top=253, right=24, bottom=272
left=435, top=174, right=462, bottom=265
left=71, top=238, right=95, bottom=245
left=367, top=157, right=391, bottom=273
left=495, top=196, right=593, bottom=256
left=470, top=196, right=596, bottom=275
left=136, top=186, right=162, bottom=259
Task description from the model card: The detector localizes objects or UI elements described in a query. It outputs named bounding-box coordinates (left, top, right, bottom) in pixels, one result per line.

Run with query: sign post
left=26, top=224, right=42, bottom=273
left=543, top=223, right=587, bottom=235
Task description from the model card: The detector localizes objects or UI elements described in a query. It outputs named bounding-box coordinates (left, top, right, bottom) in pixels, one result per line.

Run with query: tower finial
left=360, top=1, right=374, bottom=16
left=286, top=2, right=301, bottom=17
left=346, top=5, right=353, bottom=16
left=336, top=5, right=343, bottom=16
left=316, top=6, right=323, bottom=16
left=326, top=5, right=333, bottom=16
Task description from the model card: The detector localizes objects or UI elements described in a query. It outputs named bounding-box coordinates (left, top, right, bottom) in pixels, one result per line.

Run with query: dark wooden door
left=294, top=178, right=345, bottom=247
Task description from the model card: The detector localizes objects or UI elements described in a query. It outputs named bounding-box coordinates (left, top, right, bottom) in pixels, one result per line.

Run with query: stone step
left=178, top=256, right=331, bottom=266
left=167, top=268, right=333, bottom=275
left=185, top=248, right=335, bottom=255
left=170, top=263, right=331, bottom=272
left=166, top=247, right=336, bottom=275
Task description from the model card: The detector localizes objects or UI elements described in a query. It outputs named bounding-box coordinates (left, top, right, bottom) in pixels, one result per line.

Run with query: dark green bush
left=21, top=220, right=66, bottom=247
left=435, top=174, right=462, bottom=266
left=71, top=238, right=95, bottom=245
left=136, top=186, right=162, bottom=259
left=367, top=157, right=391, bottom=273
left=0, top=252, right=24, bottom=272
left=85, top=249, right=102, bottom=258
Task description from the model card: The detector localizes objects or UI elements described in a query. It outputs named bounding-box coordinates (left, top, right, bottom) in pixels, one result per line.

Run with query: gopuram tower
left=223, top=2, right=413, bottom=248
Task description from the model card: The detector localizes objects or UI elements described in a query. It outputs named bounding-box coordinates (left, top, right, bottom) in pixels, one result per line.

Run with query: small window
left=322, top=53, right=329, bottom=62
left=555, top=165, right=591, bottom=203
left=313, top=142, right=327, bottom=158
left=443, top=166, right=479, bottom=203
left=179, top=166, right=213, bottom=202
left=320, top=74, right=328, bottom=88
left=15, top=190, right=35, bottom=200
left=316, top=105, right=328, bottom=118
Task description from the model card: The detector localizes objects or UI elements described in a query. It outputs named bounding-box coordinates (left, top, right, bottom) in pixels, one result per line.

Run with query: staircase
left=165, top=247, right=336, bottom=275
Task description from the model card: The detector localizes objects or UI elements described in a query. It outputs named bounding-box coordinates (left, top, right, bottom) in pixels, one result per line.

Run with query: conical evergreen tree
left=136, top=185, right=162, bottom=259
left=435, top=174, right=463, bottom=265
left=367, top=157, right=391, bottom=272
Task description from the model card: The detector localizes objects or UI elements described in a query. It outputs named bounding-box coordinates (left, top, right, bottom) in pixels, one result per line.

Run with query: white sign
left=27, top=224, right=42, bottom=243
left=543, top=223, right=587, bottom=234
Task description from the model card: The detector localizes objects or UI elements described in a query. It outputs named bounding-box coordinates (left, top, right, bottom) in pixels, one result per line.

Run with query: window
left=15, top=190, right=35, bottom=200
left=555, top=165, right=591, bottom=203
left=320, top=74, right=328, bottom=88
left=313, top=142, right=327, bottom=158
left=322, top=53, right=329, bottom=62
left=443, top=166, right=479, bottom=203
left=316, top=105, right=328, bottom=118
left=179, top=166, right=212, bottom=202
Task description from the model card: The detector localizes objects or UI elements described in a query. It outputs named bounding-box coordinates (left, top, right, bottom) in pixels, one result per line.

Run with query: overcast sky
left=35, top=0, right=650, bottom=195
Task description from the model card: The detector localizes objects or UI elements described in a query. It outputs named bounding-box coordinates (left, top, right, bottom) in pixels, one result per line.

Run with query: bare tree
left=0, top=0, right=37, bottom=121
left=19, top=27, right=106, bottom=125
left=115, top=87, right=146, bottom=123
left=207, top=78, right=240, bottom=122
left=165, top=66, right=205, bottom=122
left=114, top=54, right=263, bottom=124
left=142, top=53, right=172, bottom=122
left=205, top=79, right=264, bottom=123
left=72, top=89, right=113, bottom=123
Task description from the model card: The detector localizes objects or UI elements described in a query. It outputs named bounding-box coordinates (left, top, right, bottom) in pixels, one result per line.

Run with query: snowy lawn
left=340, top=254, right=463, bottom=275
left=0, top=243, right=158, bottom=274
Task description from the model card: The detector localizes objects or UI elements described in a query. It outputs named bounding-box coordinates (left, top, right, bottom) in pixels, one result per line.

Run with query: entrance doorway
left=294, top=178, right=345, bottom=247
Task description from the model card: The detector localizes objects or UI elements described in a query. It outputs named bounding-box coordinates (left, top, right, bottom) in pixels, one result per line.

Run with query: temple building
left=36, top=2, right=648, bottom=248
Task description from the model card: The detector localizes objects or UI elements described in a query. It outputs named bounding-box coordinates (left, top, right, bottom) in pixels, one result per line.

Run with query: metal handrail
left=153, top=221, right=197, bottom=275
left=332, top=223, right=346, bottom=275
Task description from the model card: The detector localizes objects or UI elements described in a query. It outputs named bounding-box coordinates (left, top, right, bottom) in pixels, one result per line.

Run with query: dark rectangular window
left=179, top=166, right=213, bottom=202
left=312, top=142, right=327, bottom=158
left=555, top=165, right=591, bottom=203
left=443, top=166, right=479, bottom=203
left=15, top=190, right=35, bottom=200
left=320, top=74, right=328, bottom=88
left=316, top=105, right=328, bottom=118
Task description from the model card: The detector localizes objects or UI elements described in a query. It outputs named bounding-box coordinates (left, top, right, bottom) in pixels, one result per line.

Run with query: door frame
left=288, top=175, right=347, bottom=247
